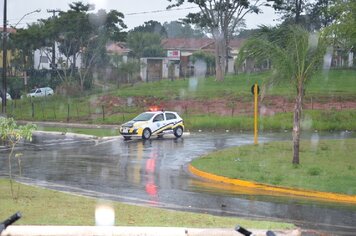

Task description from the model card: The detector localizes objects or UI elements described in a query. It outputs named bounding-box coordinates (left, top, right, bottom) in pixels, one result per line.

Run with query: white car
left=119, top=110, right=184, bottom=140
left=0, top=93, right=12, bottom=103
left=27, top=87, right=54, bottom=97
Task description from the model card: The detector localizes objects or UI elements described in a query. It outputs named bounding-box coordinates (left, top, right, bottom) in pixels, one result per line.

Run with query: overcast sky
left=1, top=0, right=278, bottom=30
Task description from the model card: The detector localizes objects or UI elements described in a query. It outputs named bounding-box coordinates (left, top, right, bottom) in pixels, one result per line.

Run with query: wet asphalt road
left=1, top=131, right=356, bottom=235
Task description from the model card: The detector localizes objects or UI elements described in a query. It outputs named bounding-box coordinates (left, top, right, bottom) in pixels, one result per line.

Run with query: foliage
left=0, top=117, right=36, bottom=199
left=270, top=0, right=306, bottom=24
left=10, top=2, right=127, bottom=92
left=163, top=21, right=207, bottom=38
left=238, top=25, right=327, bottom=164
left=167, top=0, right=269, bottom=80
left=307, top=0, right=338, bottom=29
left=116, top=59, right=141, bottom=84
left=326, top=0, right=356, bottom=49
left=130, top=20, right=167, bottom=37
left=127, top=32, right=165, bottom=59
left=191, top=51, right=215, bottom=75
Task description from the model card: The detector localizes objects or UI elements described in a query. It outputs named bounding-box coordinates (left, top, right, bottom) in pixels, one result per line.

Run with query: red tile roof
left=106, top=42, right=131, bottom=54
left=161, top=38, right=245, bottom=50
left=0, top=27, right=17, bottom=34
left=161, top=38, right=214, bottom=50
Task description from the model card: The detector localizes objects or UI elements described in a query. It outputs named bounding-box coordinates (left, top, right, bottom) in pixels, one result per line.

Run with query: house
left=161, top=38, right=215, bottom=77
left=33, top=42, right=82, bottom=70
left=139, top=38, right=247, bottom=81
left=161, top=38, right=245, bottom=77
left=106, top=41, right=131, bottom=63
left=140, top=57, right=180, bottom=82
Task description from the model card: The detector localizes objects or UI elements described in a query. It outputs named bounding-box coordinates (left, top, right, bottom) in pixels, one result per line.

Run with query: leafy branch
left=0, top=117, right=37, bottom=199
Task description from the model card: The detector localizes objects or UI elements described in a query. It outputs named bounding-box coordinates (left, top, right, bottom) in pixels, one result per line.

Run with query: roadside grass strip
left=189, top=139, right=356, bottom=204
left=189, top=165, right=356, bottom=204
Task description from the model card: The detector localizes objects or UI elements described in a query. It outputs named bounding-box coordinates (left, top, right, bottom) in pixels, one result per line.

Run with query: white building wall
left=140, top=58, right=148, bottom=82
left=349, top=51, right=354, bottom=67
left=34, top=42, right=82, bottom=70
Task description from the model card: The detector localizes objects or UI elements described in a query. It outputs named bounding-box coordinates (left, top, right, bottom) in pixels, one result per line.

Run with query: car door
left=152, top=113, right=164, bottom=133
left=36, top=89, right=42, bottom=97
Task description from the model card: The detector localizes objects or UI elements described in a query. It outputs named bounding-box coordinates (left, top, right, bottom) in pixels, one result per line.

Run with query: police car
left=119, top=110, right=184, bottom=140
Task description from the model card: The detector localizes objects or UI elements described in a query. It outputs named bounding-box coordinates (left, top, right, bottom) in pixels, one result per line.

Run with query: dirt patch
left=95, top=95, right=356, bottom=117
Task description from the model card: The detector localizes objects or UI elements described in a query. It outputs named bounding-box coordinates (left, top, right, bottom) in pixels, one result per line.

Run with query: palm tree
left=238, top=25, right=327, bottom=164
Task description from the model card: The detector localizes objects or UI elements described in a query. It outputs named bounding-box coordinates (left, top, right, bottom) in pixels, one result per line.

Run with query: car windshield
left=133, top=112, right=155, bottom=121
left=0, top=1, right=355, bottom=235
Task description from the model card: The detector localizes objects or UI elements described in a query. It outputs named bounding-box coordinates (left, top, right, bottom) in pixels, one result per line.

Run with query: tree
left=0, top=117, right=36, bottom=199
left=271, top=0, right=307, bottom=24
left=238, top=25, right=327, bottom=164
left=328, top=0, right=356, bottom=46
left=127, top=32, right=165, bottom=59
left=163, top=20, right=207, bottom=38
left=191, top=51, right=215, bottom=76
left=275, top=0, right=338, bottom=31
left=168, top=0, right=268, bottom=81
left=41, top=2, right=127, bottom=90
left=308, top=0, right=337, bottom=30
left=131, top=20, right=167, bottom=37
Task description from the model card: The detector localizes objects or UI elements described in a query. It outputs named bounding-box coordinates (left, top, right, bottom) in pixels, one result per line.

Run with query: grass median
left=0, top=179, right=293, bottom=229
left=191, top=139, right=356, bottom=195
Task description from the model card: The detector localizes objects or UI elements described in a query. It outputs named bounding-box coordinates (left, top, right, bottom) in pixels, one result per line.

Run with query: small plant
left=0, top=117, right=37, bottom=199
left=307, top=167, right=322, bottom=176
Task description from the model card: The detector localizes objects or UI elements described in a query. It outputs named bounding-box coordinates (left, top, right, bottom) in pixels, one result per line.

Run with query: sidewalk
left=16, top=120, right=120, bottom=129
left=2, top=226, right=302, bottom=236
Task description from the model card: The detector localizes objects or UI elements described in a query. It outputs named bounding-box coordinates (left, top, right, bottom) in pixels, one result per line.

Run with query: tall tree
left=271, top=0, right=306, bottom=24
left=163, top=20, right=207, bottom=38
left=327, top=0, right=356, bottom=47
left=131, top=20, right=167, bottom=37
left=127, top=32, right=165, bottom=59
left=238, top=25, right=327, bottom=164
left=43, top=2, right=126, bottom=90
left=308, top=0, right=337, bottom=30
left=168, top=0, right=268, bottom=81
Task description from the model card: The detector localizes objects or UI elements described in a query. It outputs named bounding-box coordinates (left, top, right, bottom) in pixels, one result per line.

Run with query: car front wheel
left=174, top=126, right=183, bottom=138
left=142, top=128, right=151, bottom=140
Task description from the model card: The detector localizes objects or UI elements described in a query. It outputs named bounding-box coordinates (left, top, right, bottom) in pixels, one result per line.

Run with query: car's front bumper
left=119, top=127, right=143, bottom=137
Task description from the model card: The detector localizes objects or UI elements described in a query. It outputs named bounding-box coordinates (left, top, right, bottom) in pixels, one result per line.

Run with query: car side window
left=165, top=113, right=177, bottom=120
left=153, top=114, right=164, bottom=122
left=36, top=89, right=41, bottom=93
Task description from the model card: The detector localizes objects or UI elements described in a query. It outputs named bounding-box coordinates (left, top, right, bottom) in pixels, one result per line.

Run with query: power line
left=1, top=6, right=200, bottom=27
left=126, top=6, right=198, bottom=16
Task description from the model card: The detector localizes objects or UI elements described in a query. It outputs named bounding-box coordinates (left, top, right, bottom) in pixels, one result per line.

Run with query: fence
left=6, top=98, right=138, bottom=124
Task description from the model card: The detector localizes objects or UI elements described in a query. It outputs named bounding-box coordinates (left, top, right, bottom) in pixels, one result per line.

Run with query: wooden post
left=102, top=105, right=105, bottom=121
left=67, top=104, right=70, bottom=122
left=31, top=102, right=34, bottom=119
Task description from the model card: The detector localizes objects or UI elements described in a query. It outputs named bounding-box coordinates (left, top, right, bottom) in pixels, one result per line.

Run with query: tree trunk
left=292, top=83, right=303, bottom=164
left=213, top=32, right=226, bottom=81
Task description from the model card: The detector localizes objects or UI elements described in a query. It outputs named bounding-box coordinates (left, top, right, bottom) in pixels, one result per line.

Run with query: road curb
left=188, top=164, right=356, bottom=204
left=1, top=226, right=301, bottom=236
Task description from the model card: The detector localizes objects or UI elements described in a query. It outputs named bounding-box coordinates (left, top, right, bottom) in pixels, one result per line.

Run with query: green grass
left=191, top=139, right=356, bottom=195
left=5, top=69, right=356, bottom=131
left=114, top=70, right=356, bottom=98
left=266, top=69, right=356, bottom=96
left=30, top=109, right=356, bottom=134
left=0, top=179, right=293, bottom=228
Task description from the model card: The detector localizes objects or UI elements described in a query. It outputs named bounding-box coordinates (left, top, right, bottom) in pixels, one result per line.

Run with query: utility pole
left=1, top=0, right=7, bottom=113
left=47, top=9, right=60, bottom=69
